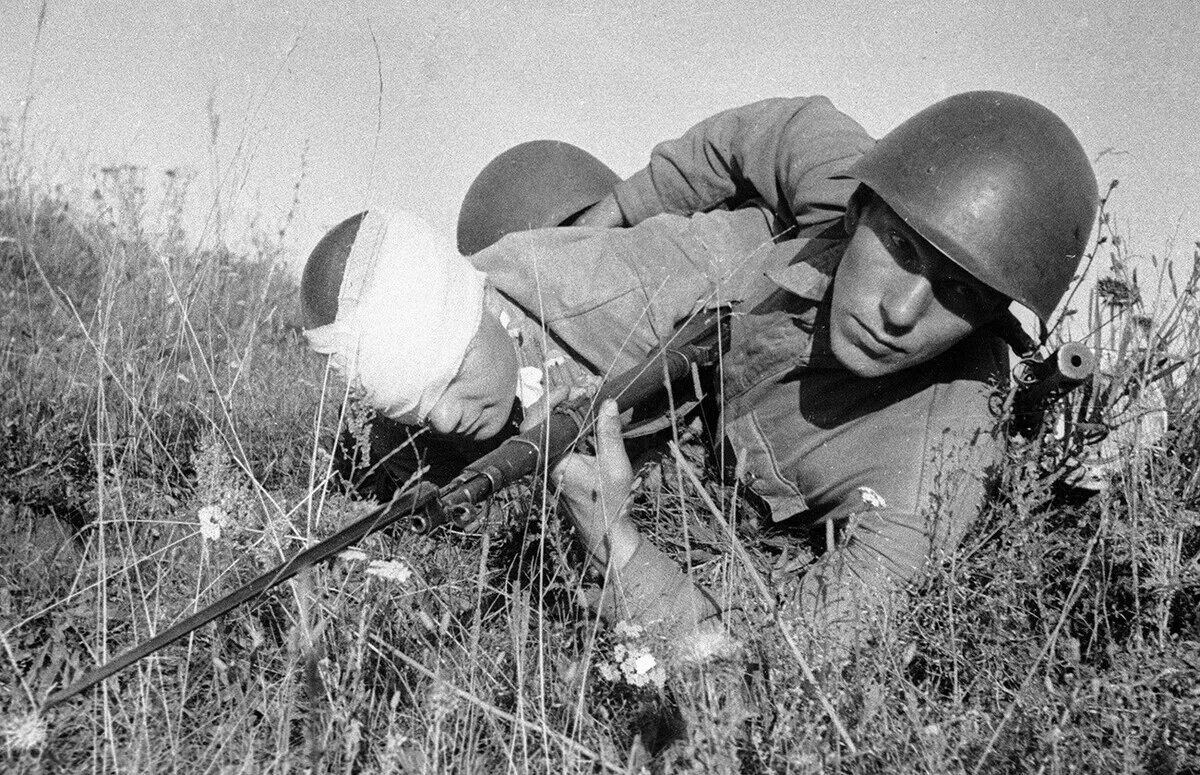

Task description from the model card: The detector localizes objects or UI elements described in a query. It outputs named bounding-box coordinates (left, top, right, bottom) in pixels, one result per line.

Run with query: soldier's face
left=425, top=310, right=519, bottom=440
left=830, top=198, right=1006, bottom=378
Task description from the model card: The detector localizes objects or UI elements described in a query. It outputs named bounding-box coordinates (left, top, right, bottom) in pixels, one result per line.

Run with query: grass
left=1, top=125, right=1198, bottom=773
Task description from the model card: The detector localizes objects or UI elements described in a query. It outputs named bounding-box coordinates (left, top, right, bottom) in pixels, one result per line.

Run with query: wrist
left=612, top=169, right=659, bottom=225
left=604, top=516, right=642, bottom=572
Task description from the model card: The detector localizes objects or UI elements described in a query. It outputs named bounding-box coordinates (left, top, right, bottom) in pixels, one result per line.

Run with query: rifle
left=42, top=307, right=730, bottom=709
left=42, top=308, right=1095, bottom=708
left=1010, top=341, right=1098, bottom=439
left=992, top=311, right=1099, bottom=439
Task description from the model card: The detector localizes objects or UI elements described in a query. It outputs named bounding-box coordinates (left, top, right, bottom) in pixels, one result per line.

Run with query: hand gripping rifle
left=43, top=308, right=1097, bottom=708
left=42, top=308, right=731, bottom=709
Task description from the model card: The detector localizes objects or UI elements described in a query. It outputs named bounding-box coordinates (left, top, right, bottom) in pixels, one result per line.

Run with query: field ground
left=2, top=139, right=1199, bottom=773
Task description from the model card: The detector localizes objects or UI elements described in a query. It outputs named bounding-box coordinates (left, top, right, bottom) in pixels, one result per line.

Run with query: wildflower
left=338, top=547, right=369, bottom=563
left=619, top=643, right=666, bottom=689
left=614, top=621, right=645, bottom=639
left=632, top=652, right=657, bottom=675
left=596, top=660, right=621, bottom=682
left=498, top=308, right=520, bottom=339
left=857, top=486, right=887, bottom=509
left=1096, top=275, right=1140, bottom=308
left=2, top=712, right=47, bottom=752
left=366, top=559, right=413, bottom=584
left=192, top=430, right=253, bottom=545
left=597, top=625, right=667, bottom=689
left=198, top=504, right=229, bottom=541
left=516, top=366, right=545, bottom=408
left=676, top=629, right=742, bottom=664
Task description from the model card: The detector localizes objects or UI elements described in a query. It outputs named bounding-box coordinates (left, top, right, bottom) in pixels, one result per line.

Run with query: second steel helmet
left=846, top=91, right=1099, bottom=322
left=456, top=140, right=620, bottom=256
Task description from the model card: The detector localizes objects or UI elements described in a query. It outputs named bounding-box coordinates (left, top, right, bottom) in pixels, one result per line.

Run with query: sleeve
left=591, top=537, right=721, bottom=636
left=612, top=96, right=875, bottom=234
left=471, top=207, right=776, bottom=376
left=788, top=420, right=1006, bottom=667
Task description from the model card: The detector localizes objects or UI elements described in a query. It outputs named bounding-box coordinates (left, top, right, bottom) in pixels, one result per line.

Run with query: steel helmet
left=846, top=91, right=1098, bottom=322
left=457, top=140, right=620, bottom=255
left=300, top=211, right=365, bottom=330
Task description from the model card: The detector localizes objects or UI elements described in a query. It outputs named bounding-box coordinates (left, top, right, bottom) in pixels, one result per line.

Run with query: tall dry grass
left=1, top=125, right=1198, bottom=773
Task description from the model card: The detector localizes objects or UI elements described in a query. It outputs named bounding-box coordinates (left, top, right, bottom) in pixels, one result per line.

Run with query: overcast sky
left=4, top=0, right=1197, bottom=277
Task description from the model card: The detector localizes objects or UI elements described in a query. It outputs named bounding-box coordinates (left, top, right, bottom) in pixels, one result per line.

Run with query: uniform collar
left=761, top=232, right=847, bottom=304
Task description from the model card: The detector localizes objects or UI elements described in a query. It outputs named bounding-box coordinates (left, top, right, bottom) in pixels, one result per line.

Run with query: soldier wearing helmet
left=306, top=92, right=1098, bottom=662
left=300, top=203, right=597, bottom=495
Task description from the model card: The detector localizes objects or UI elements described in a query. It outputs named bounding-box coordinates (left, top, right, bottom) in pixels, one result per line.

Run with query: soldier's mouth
left=460, top=407, right=503, bottom=440
left=458, top=413, right=482, bottom=437
left=856, top=318, right=906, bottom=356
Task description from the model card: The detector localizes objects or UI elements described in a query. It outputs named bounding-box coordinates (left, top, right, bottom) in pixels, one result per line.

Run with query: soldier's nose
left=425, top=403, right=454, bottom=434
left=881, top=275, right=933, bottom=332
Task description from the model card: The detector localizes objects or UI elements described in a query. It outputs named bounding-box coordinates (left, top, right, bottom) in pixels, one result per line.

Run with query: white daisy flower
left=621, top=647, right=666, bottom=689
left=632, top=652, right=657, bottom=675
left=198, top=505, right=228, bottom=541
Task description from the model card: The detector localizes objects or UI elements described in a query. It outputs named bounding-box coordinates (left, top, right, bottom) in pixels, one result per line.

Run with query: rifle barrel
left=1011, top=342, right=1097, bottom=437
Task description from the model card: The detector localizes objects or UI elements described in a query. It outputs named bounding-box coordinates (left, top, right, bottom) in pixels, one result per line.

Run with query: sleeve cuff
left=591, top=536, right=721, bottom=633
left=612, top=168, right=667, bottom=226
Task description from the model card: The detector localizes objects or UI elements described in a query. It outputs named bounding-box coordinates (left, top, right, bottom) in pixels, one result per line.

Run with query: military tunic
left=469, top=96, right=1008, bottom=655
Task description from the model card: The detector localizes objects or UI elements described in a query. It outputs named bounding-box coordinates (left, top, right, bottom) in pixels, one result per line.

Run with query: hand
left=571, top=193, right=627, bottom=229
left=551, top=400, right=642, bottom=570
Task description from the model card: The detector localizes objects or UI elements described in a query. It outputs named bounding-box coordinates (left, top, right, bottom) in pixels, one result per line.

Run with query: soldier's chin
left=830, top=329, right=902, bottom=378
left=469, top=422, right=503, bottom=441
left=470, top=399, right=523, bottom=442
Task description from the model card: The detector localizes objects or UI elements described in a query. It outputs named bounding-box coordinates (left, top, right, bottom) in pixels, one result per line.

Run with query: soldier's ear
left=844, top=185, right=874, bottom=235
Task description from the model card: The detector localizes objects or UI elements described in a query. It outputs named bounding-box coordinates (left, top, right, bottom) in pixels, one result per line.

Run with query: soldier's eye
left=939, top=279, right=988, bottom=316
left=887, top=230, right=921, bottom=270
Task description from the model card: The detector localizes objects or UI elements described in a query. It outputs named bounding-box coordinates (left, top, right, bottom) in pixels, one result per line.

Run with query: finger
left=593, top=400, right=633, bottom=484
left=550, top=451, right=591, bottom=490
left=566, top=382, right=598, bottom=402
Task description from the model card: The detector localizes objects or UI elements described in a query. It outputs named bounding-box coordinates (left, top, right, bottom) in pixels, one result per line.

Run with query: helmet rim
left=457, top=140, right=620, bottom=255
left=845, top=91, right=1098, bottom=322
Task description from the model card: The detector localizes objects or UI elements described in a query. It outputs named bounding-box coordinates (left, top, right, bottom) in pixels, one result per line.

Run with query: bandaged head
left=304, top=209, right=487, bottom=425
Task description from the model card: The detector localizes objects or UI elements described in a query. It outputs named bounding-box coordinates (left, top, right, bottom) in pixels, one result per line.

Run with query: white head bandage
left=304, top=209, right=487, bottom=424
